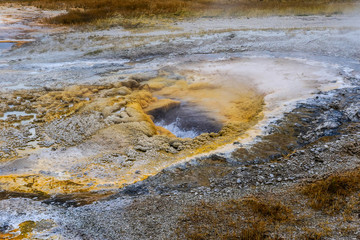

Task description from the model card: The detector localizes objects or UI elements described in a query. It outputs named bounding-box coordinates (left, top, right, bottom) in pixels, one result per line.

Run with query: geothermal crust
left=0, top=56, right=343, bottom=196
left=0, top=70, right=265, bottom=195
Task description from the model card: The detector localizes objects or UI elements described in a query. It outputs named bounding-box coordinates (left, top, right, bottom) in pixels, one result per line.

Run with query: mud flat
left=0, top=4, right=360, bottom=239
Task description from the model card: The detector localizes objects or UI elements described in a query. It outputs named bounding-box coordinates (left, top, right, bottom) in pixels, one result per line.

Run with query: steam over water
left=156, top=118, right=199, bottom=138
left=154, top=102, right=222, bottom=138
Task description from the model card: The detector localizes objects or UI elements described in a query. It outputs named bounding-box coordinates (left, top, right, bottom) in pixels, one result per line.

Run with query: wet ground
left=0, top=4, right=360, bottom=239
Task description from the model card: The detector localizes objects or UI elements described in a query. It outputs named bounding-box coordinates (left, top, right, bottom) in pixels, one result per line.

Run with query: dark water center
left=153, top=101, right=223, bottom=138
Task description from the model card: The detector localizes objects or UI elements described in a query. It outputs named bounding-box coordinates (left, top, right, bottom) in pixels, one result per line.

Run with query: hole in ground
left=153, top=101, right=222, bottom=138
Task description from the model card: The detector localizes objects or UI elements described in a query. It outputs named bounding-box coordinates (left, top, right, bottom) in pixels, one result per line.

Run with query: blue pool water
left=0, top=42, right=14, bottom=53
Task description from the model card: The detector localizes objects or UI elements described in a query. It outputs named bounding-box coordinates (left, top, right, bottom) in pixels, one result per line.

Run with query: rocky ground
left=0, top=4, right=360, bottom=240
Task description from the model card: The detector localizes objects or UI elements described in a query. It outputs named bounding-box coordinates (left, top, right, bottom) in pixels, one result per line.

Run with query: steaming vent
left=152, top=101, right=222, bottom=138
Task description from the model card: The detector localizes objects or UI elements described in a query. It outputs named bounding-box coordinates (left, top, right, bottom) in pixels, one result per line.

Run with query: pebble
left=258, top=176, right=265, bottom=183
